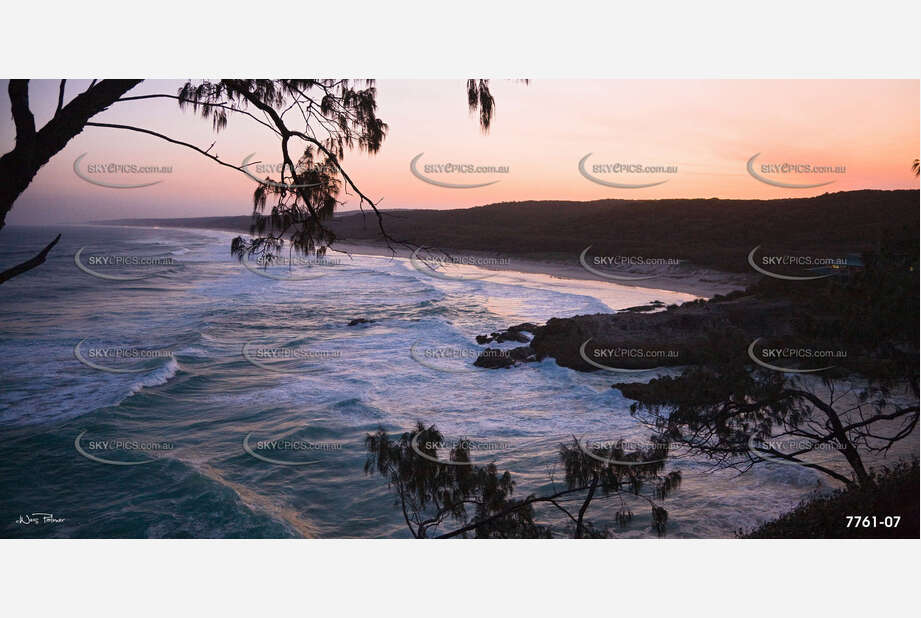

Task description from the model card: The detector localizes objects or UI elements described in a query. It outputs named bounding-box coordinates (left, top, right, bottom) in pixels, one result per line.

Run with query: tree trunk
left=575, top=474, right=599, bottom=538
left=0, top=79, right=142, bottom=285
left=0, top=79, right=143, bottom=231
left=792, top=389, right=873, bottom=486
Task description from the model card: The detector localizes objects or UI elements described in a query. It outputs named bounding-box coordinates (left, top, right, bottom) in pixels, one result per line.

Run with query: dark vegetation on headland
left=327, top=189, right=918, bottom=273
left=475, top=233, right=919, bottom=538
left=742, top=460, right=919, bottom=538
left=97, top=189, right=918, bottom=275
left=470, top=198, right=918, bottom=380
left=474, top=232, right=919, bottom=377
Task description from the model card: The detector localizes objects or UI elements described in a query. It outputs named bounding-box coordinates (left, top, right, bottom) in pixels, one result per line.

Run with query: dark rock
left=348, top=318, right=375, bottom=326
left=474, top=348, right=516, bottom=369
left=509, top=322, right=539, bottom=333
left=509, top=345, right=537, bottom=362
left=520, top=296, right=795, bottom=372
left=619, top=300, right=667, bottom=313
left=494, top=330, right=531, bottom=343
left=476, top=322, right=539, bottom=345
left=473, top=346, right=536, bottom=369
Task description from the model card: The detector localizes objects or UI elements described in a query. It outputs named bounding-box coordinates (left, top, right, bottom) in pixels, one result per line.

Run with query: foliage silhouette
left=617, top=243, right=919, bottom=489
left=0, top=79, right=502, bottom=284
left=365, top=422, right=681, bottom=538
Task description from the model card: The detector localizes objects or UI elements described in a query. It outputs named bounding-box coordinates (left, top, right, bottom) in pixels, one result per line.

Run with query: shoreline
left=333, top=241, right=754, bottom=298
left=69, top=222, right=754, bottom=299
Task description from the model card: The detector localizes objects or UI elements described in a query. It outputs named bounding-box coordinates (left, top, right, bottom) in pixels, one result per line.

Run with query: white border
left=2, top=540, right=918, bottom=616
left=2, top=1, right=919, bottom=613
left=2, top=2, right=920, bottom=77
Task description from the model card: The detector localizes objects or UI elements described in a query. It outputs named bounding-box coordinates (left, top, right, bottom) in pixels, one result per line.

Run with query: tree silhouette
left=365, top=423, right=681, bottom=538
left=0, top=79, right=501, bottom=284
left=620, top=365, right=917, bottom=488
left=617, top=244, right=919, bottom=489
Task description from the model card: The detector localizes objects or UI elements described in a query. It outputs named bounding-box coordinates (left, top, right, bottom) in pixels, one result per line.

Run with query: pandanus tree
left=0, top=79, right=500, bottom=284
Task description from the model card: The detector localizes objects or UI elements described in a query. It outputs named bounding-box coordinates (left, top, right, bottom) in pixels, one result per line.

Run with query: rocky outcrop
left=473, top=345, right=537, bottom=369
left=475, top=322, right=539, bottom=345
left=474, top=296, right=796, bottom=371
left=618, top=300, right=666, bottom=313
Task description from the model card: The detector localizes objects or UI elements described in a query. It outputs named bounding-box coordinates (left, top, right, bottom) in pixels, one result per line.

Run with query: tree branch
left=436, top=486, right=591, bottom=539
left=8, top=80, right=36, bottom=145
left=1, top=79, right=142, bottom=231
left=56, top=80, right=66, bottom=116
left=84, top=122, right=256, bottom=177
left=114, top=93, right=280, bottom=135
left=0, top=234, right=61, bottom=285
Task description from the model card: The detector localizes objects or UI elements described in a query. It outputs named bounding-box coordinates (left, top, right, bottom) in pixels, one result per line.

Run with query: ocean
left=0, top=224, right=897, bottom=538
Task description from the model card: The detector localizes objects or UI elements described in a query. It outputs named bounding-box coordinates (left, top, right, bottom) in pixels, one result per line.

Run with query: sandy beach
left=333, top=240, right=755, bottom=299
left=90, top=221, right=756, bottom=299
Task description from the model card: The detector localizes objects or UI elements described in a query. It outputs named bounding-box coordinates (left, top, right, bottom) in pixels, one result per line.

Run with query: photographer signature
left=15, top=512, right=66, bottom=525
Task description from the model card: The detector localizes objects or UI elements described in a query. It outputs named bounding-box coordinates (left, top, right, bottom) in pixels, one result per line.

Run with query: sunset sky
left=2, top=79, right=918, bottom=225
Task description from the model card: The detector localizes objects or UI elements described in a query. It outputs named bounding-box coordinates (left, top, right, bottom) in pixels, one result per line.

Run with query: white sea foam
left=4, top=224, right=915, bottom=538
left=125, top=357, right=181, bottom=397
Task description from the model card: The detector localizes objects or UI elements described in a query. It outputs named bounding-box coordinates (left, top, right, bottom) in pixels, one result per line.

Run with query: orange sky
left=3, top=79, right=918, bottom=224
